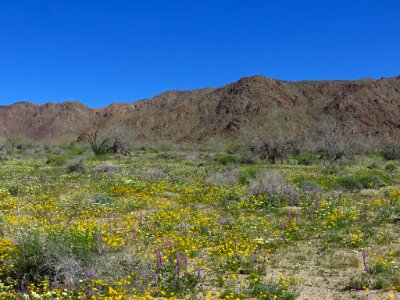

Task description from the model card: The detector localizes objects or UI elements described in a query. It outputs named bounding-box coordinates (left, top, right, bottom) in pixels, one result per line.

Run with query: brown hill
left=1, top=76, right=400, bottom=144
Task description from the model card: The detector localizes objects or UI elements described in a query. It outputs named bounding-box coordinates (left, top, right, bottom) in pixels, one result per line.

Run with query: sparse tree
left=317, top=115, right=354, bottom=162
left=243, top=108, right=303, bottom=164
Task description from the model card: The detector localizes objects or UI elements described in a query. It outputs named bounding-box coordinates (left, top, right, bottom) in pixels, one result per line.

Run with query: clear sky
left=0, top=0, right=399, bottom=108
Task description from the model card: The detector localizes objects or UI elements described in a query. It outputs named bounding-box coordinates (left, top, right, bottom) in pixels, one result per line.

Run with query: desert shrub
left=93, top=194, right=114, bottom=205
left=238, top=153, right=257, bottom=164
left=386, top=163, right=397, bottom=173
left=8, top=185, right=22, bottom=196
left=68, top=147, right=86, bottom=156
left=382, top=147, right=400, bottom=160
left=249, top=170, right=299, bottom=206
left=248, top=275, right=298, bottom=300
left=157, top=152, right=179, bottom=160
left=215, top=153, right=240, bottom=165
left=321, top=164, right=340, bottom=175
left=225, top=142, right=240, bottom=154
left=91, top=162, right=122, bottom=174
left=335, top=176, right=363, bottom=191
left=344, top=269, right=400, bottom=291
left=294, top=153, right=318, bottom=165
left=242, top=108, right=303, bottom=164
left=67, top=161, right=85, bottom=173
left=367, top=162, right=378, bottom=169
left=184, top=152, right=198, bottom=163
left=46, top=155, right=68, bottom=166
left=316, top=116, right=354, bottom=162
left=140, top=168, right=169, bottom=180
left=359, top=175, right=387, bottom=189
left=0, top=154, right=8, bottom=164
left=10, top=230, right=97, bottom=283
left=92, top=246, right=152, bottom=292
left=157, top=141, right=175, bottom=152
left=238, top=166, right=258, bottom=184
left=86, top=130, right=111, bottom=156
left=297, top=179, right=321, bottom=191
left=9, top=230, right=152, bottom=292
left=206, top=169, right=239, bottom=185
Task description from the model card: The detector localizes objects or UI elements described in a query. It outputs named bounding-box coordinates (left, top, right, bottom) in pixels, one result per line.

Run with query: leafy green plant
left=94, top=194, right=114, bottom=205
left=359, top=175, right=387, bottom=189
left=336, top=176, right=363, bottom=191
left=321, top=164, right=340, bottom=175
left=238, top=166, right=258, bottom=184
left=386, top=163, right=397, bottom=173
left=295, top=153, right=317, bottom=166
left=215, top=153, right=240, bottom=165
left=46, top=155, right=68, bottom=166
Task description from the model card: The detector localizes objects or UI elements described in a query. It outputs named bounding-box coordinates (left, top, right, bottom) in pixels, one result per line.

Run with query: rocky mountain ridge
left=1, top=75, right=400, bottom=144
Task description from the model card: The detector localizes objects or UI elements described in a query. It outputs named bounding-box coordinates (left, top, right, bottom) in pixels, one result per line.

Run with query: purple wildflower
left=362, top=251, right=368, bottom=271
left=153, top=273, right=158, bottom=284
left=176, top=251, right=181, bottom=268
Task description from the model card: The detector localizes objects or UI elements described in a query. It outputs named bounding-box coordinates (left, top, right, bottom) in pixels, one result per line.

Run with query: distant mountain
left=1, top=76, right=400, bottom=144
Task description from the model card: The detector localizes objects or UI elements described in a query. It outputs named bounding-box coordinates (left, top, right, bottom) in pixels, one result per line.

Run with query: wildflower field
left=0, top=146, right=399, bottom=299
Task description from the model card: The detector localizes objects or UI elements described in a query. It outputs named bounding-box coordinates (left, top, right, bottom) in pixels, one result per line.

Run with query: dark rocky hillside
left=1, top=76, right=400, bottom=144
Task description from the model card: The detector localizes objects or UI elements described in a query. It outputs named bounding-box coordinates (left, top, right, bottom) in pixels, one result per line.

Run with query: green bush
left=367, top=162, right=378, bottom=169
left=94, top=194, right=114, bottom=205
left=238, top=166, right=258, bottom=184
left=295, top=153, right=318, bottom=166
left=336, top=176, right=363, bottom=191
left=321, top=164, right=340, bottom=175
left=359, top=175, right=387, bottom=189
left=46, top=155, right=68, bottom=166
left=215, top=153, right=240, bottom=165
left=8, top=185, right=21, bottom=196
left=68, top=147, right=86, bottom=156
left=157, top=152, right=179, bottom=160
left=385, top=163, right=397, bottom=173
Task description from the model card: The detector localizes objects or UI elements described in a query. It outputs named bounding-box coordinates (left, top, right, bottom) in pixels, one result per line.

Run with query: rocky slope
left=1, top=76, right=400, bottom=144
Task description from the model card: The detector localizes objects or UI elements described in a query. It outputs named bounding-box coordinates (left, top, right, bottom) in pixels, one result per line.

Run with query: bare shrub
left=185, top=152, right=199, bottom=162
left=242, top=108, right=304, bottom=164
left=140, top=168, right=169, bottom=180
left=206, top=169, right=239, bottom=185
left=67, top=161, right=86, bottom=173
left=0, top=140, right=13, bottom=155
left=316, top=116, right=356, bottom=162
left=91, top=162, right=122, bottom=174
left=93, top=246, right=152, bottom=292
left=249, top=170, right=299, bottom=206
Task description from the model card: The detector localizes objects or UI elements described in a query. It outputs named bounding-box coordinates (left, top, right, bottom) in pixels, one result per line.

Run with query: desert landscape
left=1, top=0, right=399, bottom=299
left=0, top=76, right=399, bottom=299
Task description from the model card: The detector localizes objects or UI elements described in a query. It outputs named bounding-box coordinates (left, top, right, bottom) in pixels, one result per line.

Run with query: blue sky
left=0, top=0, right=399, bottom=108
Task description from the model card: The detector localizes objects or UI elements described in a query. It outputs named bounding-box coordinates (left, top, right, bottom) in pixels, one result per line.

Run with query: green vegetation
left=0, top=143, right=399, bottom=299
